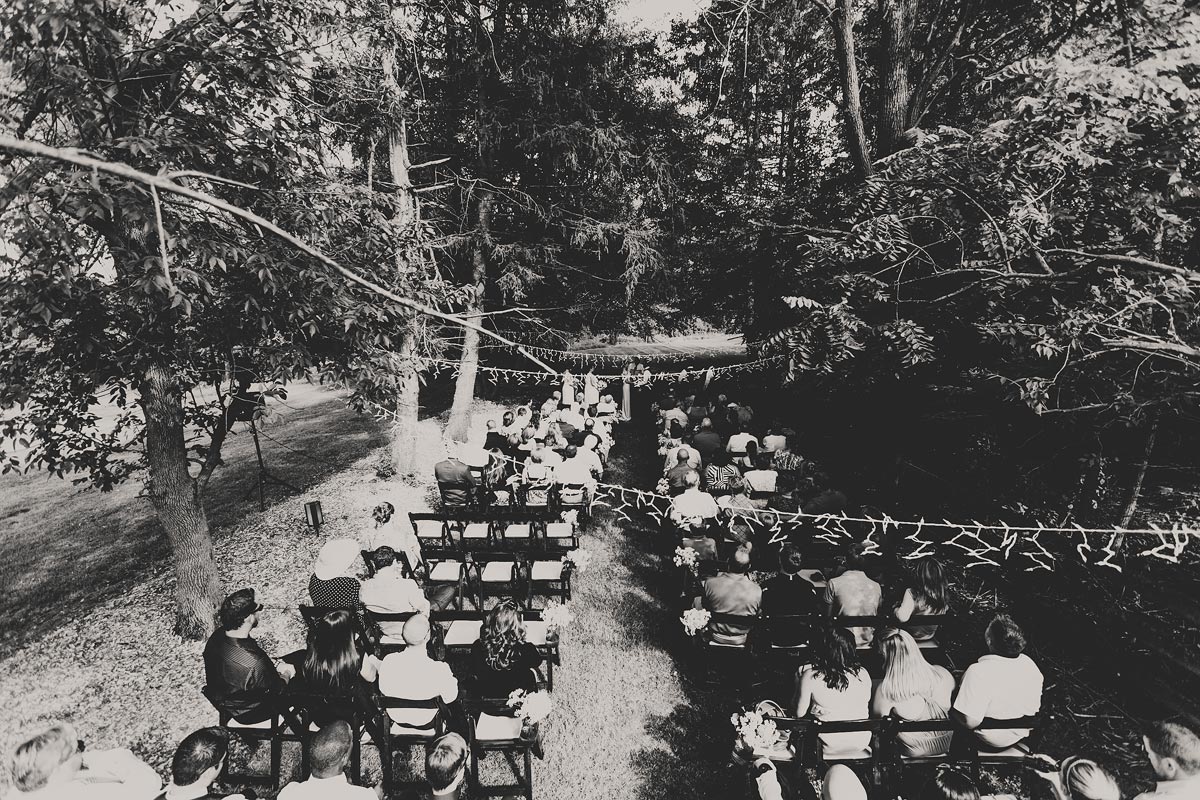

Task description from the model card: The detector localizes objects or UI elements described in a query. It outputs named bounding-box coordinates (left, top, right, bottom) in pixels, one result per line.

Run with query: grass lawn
left=0, top=383, right=390, bottom=658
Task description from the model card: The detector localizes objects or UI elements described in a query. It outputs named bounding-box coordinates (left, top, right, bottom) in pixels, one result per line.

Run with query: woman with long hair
left=794, top=626, right=872, bottom=757
left=872, top=629, right=956, bottom=757
left=290, top=609, right=379, bottom=726
left=469, top=602, right=543, bottom=698
left=894, top=558, right=950, bottom=641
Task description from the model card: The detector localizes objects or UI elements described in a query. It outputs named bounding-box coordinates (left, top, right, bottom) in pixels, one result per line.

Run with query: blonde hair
left=11, top=722, right=78, bottom=791
left=876, top=629, right=946, bottom=710
left=1061, top=757, right=1121, bottom=800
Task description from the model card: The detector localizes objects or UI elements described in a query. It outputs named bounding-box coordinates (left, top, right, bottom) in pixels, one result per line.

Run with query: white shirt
left=953, top=653, right=1043, bottom=748
left=726, top=432, right=758, bottom=454
left=743, top=469, right=778, bottom=493
left=361, top=567, right=431, bottom=628
left=366, top=520, right=422, bottom=567
left=671, top=488, right=719, bottom=521
left=663, top=445, right=701, bottom=473
left=577, top=448, right=603, bottom=477
left=377, top=647, right=459, bottom=730
left=277, top=774, right=377, bottom=800
left=761, top=434, right=788, bottom=453
left=556, top=457, right=595, bottom=486
left=9, top=750, right=162, bottom=800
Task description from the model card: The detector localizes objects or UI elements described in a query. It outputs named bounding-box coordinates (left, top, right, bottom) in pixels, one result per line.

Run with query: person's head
left=822, top=764, right=868, bottom=800
left=564, top=445, right=578, bottom=460
left=502, top=411, right=515, bottom=426
left=676, top=448, right=691, bottom=464
left=369, top=545, right=397, bottom=573
left=521, top=426, right=535, bottom=443
left=1143, top=719, right=1200, bottom=781
left=755, top=452, right=772, bottom=470
left=402, top=613, right=432, bottom=647
left=923, top=766, right=981, bottom=800
left=700, top=417, right=712, bottom=430
left=427, top=733, right=470, bottom=794
left=552, top=391, right=561, bottom=401
left=304, top=609, right=361, bottom=691
left=313, top=538, right=361, bottom=581
left=170, top=727, right=228, bottom=789
left=912, top=558, right=949, bottom=613
left=683, top=471, right=700, bottom=490
left=217, top=587, right=263, bottom=632
left=877, top=629, right=942, bottom=704
left=984, top=613, right=1026, bottom=658
left=516, top=406, right=529, bottom=418
left=844, top=542, right=869, bottom=573
left=482, top=601, right=527, bottom=670
left=585, top=418, right=595, bottom=430
left=811, top=626, right=861, bottom=692
left=726, top=547, right=751, bottom=575
left=745, top=440, right=758, bottom=458
left=779, top=543, right=803, bottom=576
left=372, top=501, right=395, bottom=525
left=487, top=419, right=497, bottom=431
left=1058, top=756, right=1122, bottom=800
left=576, top=390, right=586, bottom=403
left=711, top=449, right=731, bottom=468
left=10, top=722, right=81, bottom=791
left=309, top=720, right=353, bottom=779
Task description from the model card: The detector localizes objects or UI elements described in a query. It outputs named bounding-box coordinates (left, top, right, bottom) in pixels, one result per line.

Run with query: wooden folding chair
left=467, top=699, right=535, bottom=800
left=473, top=553, right=528, bottom=610
left=202, top=687, right=302, bottom=789
left=377, top=695, right=452, bottom=795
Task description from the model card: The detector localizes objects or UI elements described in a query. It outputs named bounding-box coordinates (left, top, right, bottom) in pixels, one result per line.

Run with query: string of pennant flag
left=419, top=355, right=787, bottom=383
left=481, top=341, right=747, bottom=364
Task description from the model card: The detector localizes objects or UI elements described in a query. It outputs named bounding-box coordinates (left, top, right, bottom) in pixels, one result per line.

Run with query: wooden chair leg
left=270, top=737, right=283, bottom=789
left=524, top=747, right=533, bottom=800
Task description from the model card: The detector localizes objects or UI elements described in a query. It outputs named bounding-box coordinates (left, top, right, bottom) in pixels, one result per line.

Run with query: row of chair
left=410, top=512, right=581, bottom=553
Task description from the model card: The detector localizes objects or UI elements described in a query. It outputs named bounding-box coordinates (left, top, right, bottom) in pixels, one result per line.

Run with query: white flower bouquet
left=673, top=546, right=699, bottom=575
left=541, top=600, right=574, bottom=634
left=561, top=548, right=591, bottom=573
left=559, top=510, right=579, bottom=526
left=507, top=689, right=554, bottom=725
left=655, top=478, right=670, bottom=495
left=680, top=607, right=711, bottom=637
left=731, top=702, right=793, bottom=760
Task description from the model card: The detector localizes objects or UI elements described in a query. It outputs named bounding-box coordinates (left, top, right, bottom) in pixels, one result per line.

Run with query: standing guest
left=670, top=472, right=720, bottom=531
left=469, top=602, right=544, bottom=698
left=361, top=546, right=431, bottom=637
left=203, top=588, right=291, bottom=724
left=824, top=544, right=882, bottom=647
left=666, top=449, right=699, bottom=496
left=761, top=427, right=788, bottom=454
left=952, top=614, right=1043, bottom=749
left=365, top=502, right=422, bottom=572
left=893, top=558, right=950, bottom=641
left=285, top=609, right=380, bottom=728
left=422, top=733, right=471, bottom=800
left=583, top=367, right=601, bottom=412
left=726, top=426, right=759, bottom=457
left=1032, top=756, right=1122, bottom=800
left=620, top=363, right=634, bottom=420
left=873, top=629, right=956, bottom=758
left=6, top=722, right=161, bottom=800
left=793, top=627, right=872, bottom=758
left=704, top=450, right=744, bottom=496
left=276, top=722, right=379, bottom=799
left=761, top=543, right=820, bottom=647
left=663, top=442, right=702, bottom=474
left=377, top=615, right=459, bottom=734
left=691, top=418, right=723, bottom=464
left=154, top=727, right=247, bottom=800
left=1133, top=719, right=1200, bottom=799
left=434, top=451, right=476, bottom=507
left=483, top=420, right=507, bottom=451
left=309, top=539, right=364, bottom=609
left=694, top=549, right=762, bottom=645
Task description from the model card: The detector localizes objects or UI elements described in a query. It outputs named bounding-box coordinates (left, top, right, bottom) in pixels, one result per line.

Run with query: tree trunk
left=830, top=0, right=874, bottom=179
left=445, top=188, right=492, bottom=442
left=392, top=320, right=423, bottom=474
left=876, top=0, right=915, bottom=158
left=141, top=364, right=222, bottom=639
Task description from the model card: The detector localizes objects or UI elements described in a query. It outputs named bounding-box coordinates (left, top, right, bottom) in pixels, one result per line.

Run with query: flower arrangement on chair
left=680, top=607, right=711, bottom=637
left=541, top=600, right=574, bottom=639
left=655, top=478, right=670, bottom=495
left=731, top=702, right=792, bottom=761
left=560, top=509, right=579, bottom=526
left=673, top=546, right=699, bottom=575
left=507, top=689, right=554, bottom=726
left=561, top=548, right=591, bottom=573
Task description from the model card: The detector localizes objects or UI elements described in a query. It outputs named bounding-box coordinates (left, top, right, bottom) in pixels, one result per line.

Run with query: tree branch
left=1043, top=248, right=1200, bottom=283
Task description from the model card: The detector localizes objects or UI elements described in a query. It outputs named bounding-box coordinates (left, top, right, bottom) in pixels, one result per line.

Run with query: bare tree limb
left=1043, top=248, right=1200, bottom=283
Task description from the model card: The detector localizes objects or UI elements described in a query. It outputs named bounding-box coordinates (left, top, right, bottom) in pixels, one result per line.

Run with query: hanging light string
left=478, top=341, right=750, bottom=364
left=417, top=355, right=786, bottom=383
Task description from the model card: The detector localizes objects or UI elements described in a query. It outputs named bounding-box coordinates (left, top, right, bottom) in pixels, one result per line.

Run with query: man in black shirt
left=202, top=588, right=288, bottom=724
left=761, top=543, right=820, bottom=648
left=690, top=418, right=723, bottom=464
left=154, top=727, right=251, bottom=800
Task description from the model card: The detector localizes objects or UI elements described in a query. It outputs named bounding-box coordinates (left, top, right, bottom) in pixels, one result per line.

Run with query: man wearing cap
left=308, top=538, right=364, bottom=609
left=202, top=588, right=291, bottom=724
left=376, top=614, right=459, bottom=734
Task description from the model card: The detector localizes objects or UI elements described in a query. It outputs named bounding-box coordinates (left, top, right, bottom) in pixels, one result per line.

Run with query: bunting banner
left=417, top=355, right=786, bottom=383
left=482, top=341, right=747, bottom=364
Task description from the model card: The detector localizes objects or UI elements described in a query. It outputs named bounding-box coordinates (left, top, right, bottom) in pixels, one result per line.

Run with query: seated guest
left=893, top=558, right=949, bottom=641
left=498, top=410, right=520, bottom=437
left=686, top=395, right=709, bottom=427
left=669, top=472, right=720, bottom=531
left=285, top=609, right=380, bottom=728
left=362, top=546, right=432, bottom=637
left=483, top=419, right=507, bottom=451
left=726, top=425, right=758, bottom=456
left=704, top=450, right=743, bottom=496
left=873, top=629, right=955, bottom=757
left=469, top=602, right=544, bottom=698
left=434, top=451, right=476, bottom=506
left=276, top=722, right=377, bottom=799
left=661, top=400, right=689, bottom=438
left=665, top=449, right=699, bottom=496
left=365, top=502, right=422, bottom=571
left=694, top=549, right=761, bottom=646
left=517, top=427, right=538, bottom=454
left=1134, top=719, right=1200, bottom=799
left=155, top=727, right=248, bottom=800
left=794, top=627, right=872, bottom=758
left=423, top=733, right=471, bottom=800
left=761, top=427, right=788, bottom=454
left=521, top=450, right=555, bottom=505
left=824, top=544, right=882, bottom=646
left=718, top=482, right=762, bottom=516
left=742, top=453, right=779, bottom=500
left=309, top=538, right=364, bottom=609
left=691, top=418, right=723, bottom=464
left=556, top=445, right=595, bottom=485
left=558, top=402, right=585, bottom=433
left=952, top=614, right=1043, bottom=749
left=544, top=420, right=569, bottom=451
left=1032, top=756, right=1122, bottom=800
left=539, top=393, right=560, bottom=418
left=663, top=442, right=702, bottom=474
left=734, top=439, right=760, bottom=470
left=204, top=588, right=290, bottom=724
left=377, top=615, right=459, bottom=734
left=921, top=767, right=984, bottom=800
left=7, top=722, right=161, bottom=800
left=577, top=437, right=605, bottom=478
left=527, top=440, right=562, bottom=468
left=771, top=435, right=805, bottom=473
left=596, top=393, right=619, bottom=418
left=731, top=400, right=754, bottom=427
left=762, top=543, right=820, bottom=647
